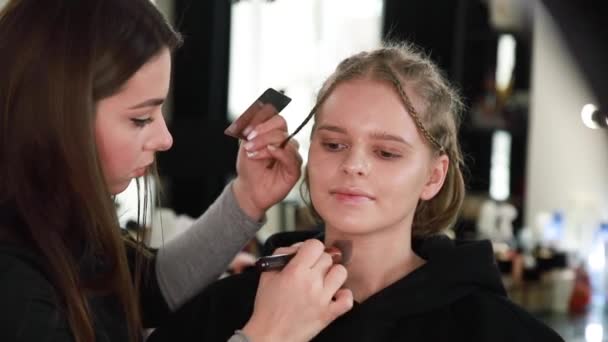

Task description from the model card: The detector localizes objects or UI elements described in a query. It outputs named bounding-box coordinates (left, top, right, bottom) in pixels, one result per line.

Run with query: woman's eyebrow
left=128, top=98, right=165, bottom=110
left=370, top=131, right=412, bottom=147
left=316, top=124, right=347, bottom=134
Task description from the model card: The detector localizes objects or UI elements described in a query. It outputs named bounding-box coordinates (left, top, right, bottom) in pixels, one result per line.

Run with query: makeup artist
left=0, top=1, right=352, bottom=342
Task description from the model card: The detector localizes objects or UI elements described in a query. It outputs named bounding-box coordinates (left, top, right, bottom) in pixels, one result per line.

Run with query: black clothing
left=0, top=234, right=170, bottom=342
left=149, top=231, right=564, bottom=342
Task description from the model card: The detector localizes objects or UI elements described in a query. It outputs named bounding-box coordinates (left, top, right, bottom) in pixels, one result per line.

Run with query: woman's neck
left=325, top=227, right=426, bottom=303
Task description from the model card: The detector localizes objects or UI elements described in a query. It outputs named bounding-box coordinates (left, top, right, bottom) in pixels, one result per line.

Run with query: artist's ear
left=420, top=154, right=449, bottom=200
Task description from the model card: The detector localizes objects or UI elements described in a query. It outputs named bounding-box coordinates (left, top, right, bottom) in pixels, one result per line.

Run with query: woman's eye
left=377, top=150, right=401, bottom=159
left=131, top=117, right=153, bottom=127
left=322, top=142, right=346, bottom=151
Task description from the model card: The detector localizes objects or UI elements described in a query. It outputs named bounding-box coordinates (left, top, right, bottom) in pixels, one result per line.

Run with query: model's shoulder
left=209, top=269, right=261, bottom=296
left=452, top=291, right=564, bottom=342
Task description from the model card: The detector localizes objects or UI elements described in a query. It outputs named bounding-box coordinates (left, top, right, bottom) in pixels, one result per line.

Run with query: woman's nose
left=145, top=116, right=173, bottom=152
left=340, top=148, right=370, bottom=176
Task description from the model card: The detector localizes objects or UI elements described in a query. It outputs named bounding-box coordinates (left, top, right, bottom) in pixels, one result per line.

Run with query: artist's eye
left=131, top=117, right=153, bottom=127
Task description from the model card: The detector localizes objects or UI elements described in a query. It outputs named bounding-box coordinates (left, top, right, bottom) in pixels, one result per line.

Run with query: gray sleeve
left=227, top=331, right=251, bottom=342
left=155, top=182, right=264, bottom=311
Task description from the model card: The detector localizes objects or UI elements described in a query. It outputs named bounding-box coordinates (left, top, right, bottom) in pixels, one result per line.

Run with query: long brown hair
left=300, top=42, right=466, bottom=237
left=0, top=1, right=181, bottom=341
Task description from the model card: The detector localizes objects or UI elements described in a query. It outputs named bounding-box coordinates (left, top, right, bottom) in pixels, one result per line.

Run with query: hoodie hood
left=263, top=230, right=506, bottom=319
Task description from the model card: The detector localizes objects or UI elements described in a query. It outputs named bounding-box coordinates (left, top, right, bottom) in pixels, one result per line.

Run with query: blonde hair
left=299, top=42, right=466, bottom=237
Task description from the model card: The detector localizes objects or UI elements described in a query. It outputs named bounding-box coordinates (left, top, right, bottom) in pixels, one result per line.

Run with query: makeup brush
left=255, top=240, right=353, bottom=272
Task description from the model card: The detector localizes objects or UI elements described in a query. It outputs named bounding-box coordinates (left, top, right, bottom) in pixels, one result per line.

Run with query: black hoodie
left=148, top=231, right=564, bottom=342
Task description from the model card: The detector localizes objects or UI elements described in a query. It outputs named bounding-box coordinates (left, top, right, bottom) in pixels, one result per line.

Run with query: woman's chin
left=324, top=219, right=375, bottom=236
left=110, top=180, right=131, bottom=195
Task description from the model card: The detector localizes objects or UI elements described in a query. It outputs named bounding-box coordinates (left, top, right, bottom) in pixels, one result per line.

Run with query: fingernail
left=243, top=126, right=253, bottom=137
left=246, top=151, right=258, bottom=158
left=246, top=130, right=258, bottom=141
left=267, top=145, right=277, bottom=151
left=243, top=142, right=254, bottom=151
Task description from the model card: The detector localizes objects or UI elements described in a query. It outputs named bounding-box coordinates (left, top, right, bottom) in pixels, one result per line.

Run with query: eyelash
left=377, top=150, right=401, bottom=160
left=323, top=142, right=346, bottom=152
left=131, top=117, right=153, bottom=127
left=321, top=142, right=402, bottom=160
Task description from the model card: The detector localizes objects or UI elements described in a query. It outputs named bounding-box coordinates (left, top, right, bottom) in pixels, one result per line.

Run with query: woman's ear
left=420, top=154, right=449, bottom=201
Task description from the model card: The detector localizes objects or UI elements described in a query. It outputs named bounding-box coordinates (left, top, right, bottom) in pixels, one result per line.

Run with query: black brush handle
left=255, top=253, right=295, bottom=272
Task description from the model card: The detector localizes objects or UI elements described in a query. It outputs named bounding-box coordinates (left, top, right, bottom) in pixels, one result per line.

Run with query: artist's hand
left=242, top=239, right=353, bottom=342
left=233, top=114, right=302, bottom=221
left=228, top=251, right=257, bottom=274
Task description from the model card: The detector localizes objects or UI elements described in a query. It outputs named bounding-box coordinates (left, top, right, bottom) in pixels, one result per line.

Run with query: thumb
left=328, top=288, right=354, bottom=321
left=266, top=143, right=301, bottom=177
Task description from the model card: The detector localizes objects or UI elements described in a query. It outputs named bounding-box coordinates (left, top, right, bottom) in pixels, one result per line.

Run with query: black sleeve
left=0, top=252, right=75, bottom=342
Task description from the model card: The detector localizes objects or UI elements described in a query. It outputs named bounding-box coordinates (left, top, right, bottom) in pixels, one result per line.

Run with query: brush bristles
left=331, top=240, right=353, bottom=265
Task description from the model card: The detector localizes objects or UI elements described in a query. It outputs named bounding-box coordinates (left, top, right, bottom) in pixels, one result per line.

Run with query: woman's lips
left=330, top=188, right=375, bottom=203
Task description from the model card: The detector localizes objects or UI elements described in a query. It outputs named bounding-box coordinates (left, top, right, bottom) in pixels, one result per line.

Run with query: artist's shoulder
left=0, top=247, right=71, bottom=340
left=0, top=245, right=53, bottom=297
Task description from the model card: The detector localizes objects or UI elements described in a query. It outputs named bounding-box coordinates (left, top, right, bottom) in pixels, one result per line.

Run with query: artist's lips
left=330, top=187, right=375, bottom=203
